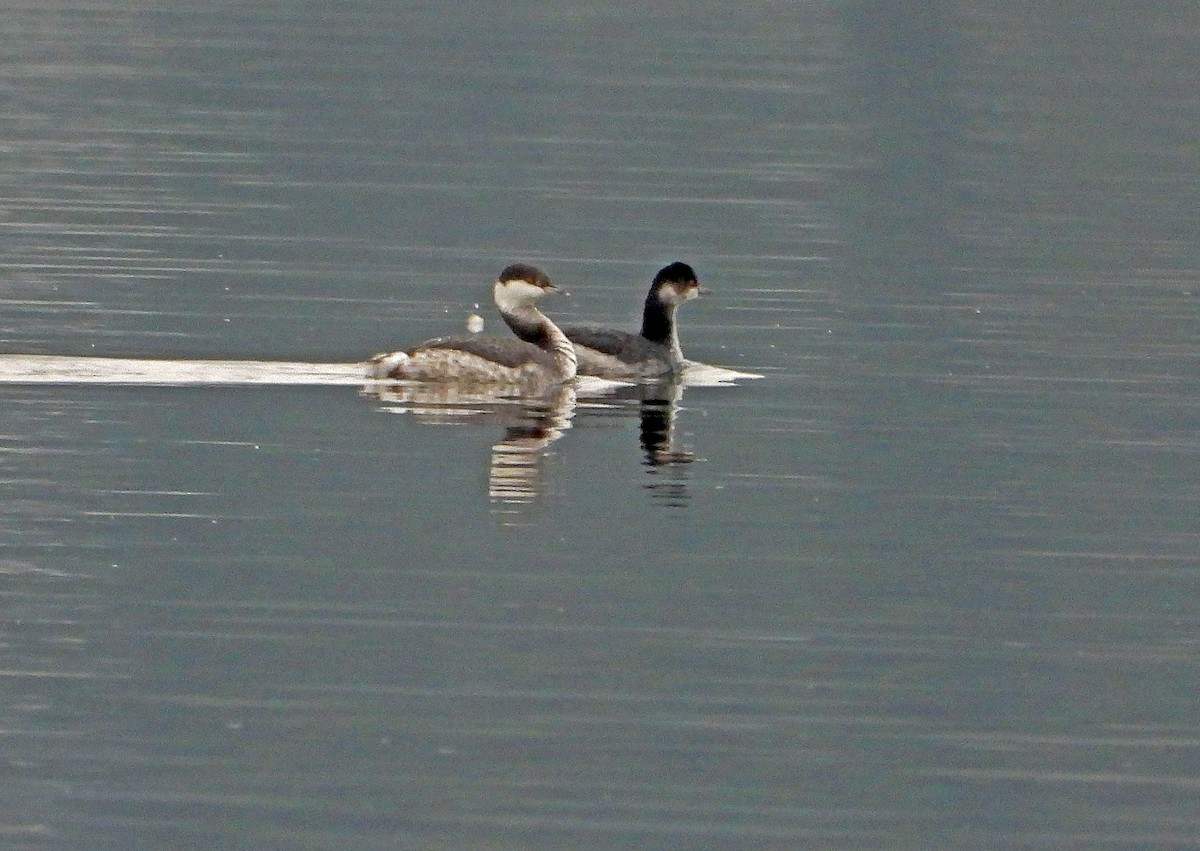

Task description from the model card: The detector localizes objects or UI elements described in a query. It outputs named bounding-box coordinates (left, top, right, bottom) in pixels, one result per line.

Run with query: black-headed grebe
left=559, top=261, right=703, bottom=379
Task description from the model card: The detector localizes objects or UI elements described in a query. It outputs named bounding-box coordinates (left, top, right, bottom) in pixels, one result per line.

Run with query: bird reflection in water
left=628, top=378, right=696, bottom=508
left=485, top=384, right=576, bottom=518
left=632, top=362, right=763, bottom=506
left=365, top=364, right=755, bottom=517
left=364, top=380, right=576, bottom=523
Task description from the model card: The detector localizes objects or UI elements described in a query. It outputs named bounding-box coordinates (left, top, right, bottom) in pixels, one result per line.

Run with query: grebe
left=367, top=263, right=577, bottom=385
left=559, top=262, right=703, bottom=379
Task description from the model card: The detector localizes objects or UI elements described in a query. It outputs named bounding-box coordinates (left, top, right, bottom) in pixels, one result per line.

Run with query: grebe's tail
left=368, top=350, right=410, bottom=379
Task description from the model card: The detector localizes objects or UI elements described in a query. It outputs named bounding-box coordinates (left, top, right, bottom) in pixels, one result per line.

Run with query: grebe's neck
left=641, top=295, right=683, bottom=364
left=499, top=297, right=577, bottom=381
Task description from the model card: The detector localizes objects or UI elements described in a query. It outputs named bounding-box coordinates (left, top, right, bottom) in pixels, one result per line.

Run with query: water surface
left=3, top=1, right=1200, bottom=848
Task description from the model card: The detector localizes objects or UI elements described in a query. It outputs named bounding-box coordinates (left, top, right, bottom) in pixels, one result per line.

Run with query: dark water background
left=2, top=2, right=1199, bottom=848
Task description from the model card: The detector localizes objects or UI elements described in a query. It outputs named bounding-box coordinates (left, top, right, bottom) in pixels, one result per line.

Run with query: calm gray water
left=3, top=2, right=1200, bottom=848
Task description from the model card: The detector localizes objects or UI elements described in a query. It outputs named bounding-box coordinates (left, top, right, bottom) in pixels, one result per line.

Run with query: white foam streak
left=0, top=355, right=367, bottom=386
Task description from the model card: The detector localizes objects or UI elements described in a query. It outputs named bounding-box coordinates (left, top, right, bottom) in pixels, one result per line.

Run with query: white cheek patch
left=660, top=283, right=698, bottom=306
left=494, top=279, right=546, bottom=312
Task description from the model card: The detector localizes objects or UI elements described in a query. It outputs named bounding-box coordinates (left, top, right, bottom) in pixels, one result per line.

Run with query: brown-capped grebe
left=367, top=263, right=576, bottom=385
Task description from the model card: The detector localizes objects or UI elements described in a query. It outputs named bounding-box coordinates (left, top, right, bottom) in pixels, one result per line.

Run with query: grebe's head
left=494, top=263, right=561, bottom=312
left=651, top=261, right=704, bottom=306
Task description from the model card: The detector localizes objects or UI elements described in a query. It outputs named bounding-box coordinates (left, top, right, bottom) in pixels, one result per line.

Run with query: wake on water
left=0, top=355, right=761, bottom=389
left=0, top=355, right=368, bottom=385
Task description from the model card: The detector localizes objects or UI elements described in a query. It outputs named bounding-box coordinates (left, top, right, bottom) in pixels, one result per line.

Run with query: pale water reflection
left=369, top=380, right=581, bottom=523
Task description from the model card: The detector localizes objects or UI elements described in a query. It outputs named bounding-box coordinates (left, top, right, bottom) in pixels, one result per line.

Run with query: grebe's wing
left=413, top=335, right=547, bottom=368
left=561, top=326, right=639, bottom=357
